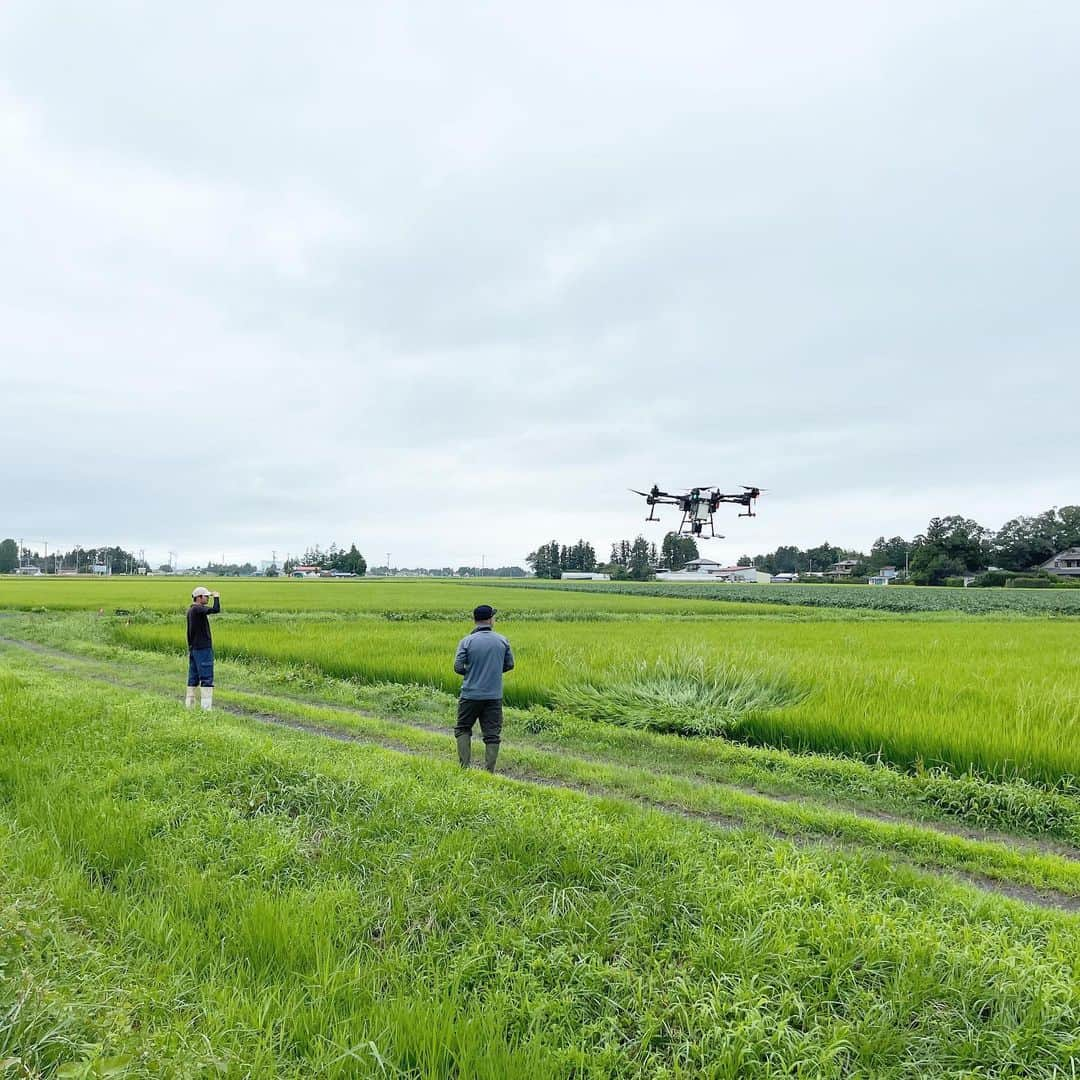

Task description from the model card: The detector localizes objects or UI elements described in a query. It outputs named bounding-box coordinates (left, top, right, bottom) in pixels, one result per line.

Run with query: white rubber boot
left=185, top=687, right=196, bottom=708
left=200, top=687, right=213, bottom=710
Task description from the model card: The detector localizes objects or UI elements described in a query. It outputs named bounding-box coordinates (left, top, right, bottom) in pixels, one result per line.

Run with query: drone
left=630, top=484, right=762, bottom=538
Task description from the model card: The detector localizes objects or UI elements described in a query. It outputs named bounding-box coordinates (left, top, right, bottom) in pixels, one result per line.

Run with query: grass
left=113, top=614, right=1080, bottom=784
left=2, top=666, right=1080, bottom=1077
left=8, top=625, right=1080, bottom=907
left=9, top=615, right=1080, bottom=851
left=553, top=651, right=808, bottom=736
left=0, top=575, right=816, bottom=619
left=5, top=582, right=1080, bottom=1074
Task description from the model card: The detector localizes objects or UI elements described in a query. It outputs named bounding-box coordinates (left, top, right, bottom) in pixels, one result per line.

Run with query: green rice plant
left=0, top=576, right=803, bottom=618
left=114, top=615, right=1080, bottom=784
left=4, top=667, right=1080, bottom=1077
left=554, top=648, right=807, bottom=736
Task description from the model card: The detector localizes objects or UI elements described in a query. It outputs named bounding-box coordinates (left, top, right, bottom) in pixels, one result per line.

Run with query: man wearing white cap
left=186, top=587, right=221, bottom=709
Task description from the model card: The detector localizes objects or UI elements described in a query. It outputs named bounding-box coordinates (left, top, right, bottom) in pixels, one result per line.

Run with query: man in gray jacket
left=453, top=604, right=515, bottom=772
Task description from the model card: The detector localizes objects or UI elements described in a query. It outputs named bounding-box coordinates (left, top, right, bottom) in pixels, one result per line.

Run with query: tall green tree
left=0, top=538, right=17, bottom=573
left=909, top=516, right=989, bottom=584
left=660, top=532, right=699, bottom=570
left=628, top=536, right=654, bottom=580
left=869, top=536, right=913, bottom=571
left=991, top=507, right=1080, bottom=570
left=526, top=541, right=562, bottom=578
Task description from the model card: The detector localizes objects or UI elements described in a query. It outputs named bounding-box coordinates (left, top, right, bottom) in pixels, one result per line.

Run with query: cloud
left=2, top=1, right=1078, bottom=567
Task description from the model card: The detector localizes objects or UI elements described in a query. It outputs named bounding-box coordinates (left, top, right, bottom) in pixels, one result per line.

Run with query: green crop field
left=502, top=577, right=1080, bottom=615
left=2, top=577, right=1079, bottom=1076
left=116, top=612, right=1080, bottom=784
left=0, top=575, right=816, bottom=618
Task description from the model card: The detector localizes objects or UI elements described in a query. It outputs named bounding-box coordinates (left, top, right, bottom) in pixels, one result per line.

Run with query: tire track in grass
left=4, top=635, right=1080, bottom=913
left=5, top=632, right=1080, bottom=863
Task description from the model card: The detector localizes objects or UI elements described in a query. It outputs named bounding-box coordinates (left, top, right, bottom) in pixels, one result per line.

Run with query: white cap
left=191, top=586, right=211, bottom=599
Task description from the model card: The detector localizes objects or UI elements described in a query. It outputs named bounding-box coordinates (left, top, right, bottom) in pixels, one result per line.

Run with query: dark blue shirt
left=186, top=597, right=220, bottom=650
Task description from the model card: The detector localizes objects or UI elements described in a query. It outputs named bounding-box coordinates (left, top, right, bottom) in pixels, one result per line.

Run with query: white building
left=657, top=561, right=770, bottom=584
left=562, top=572, right=610, bottom=580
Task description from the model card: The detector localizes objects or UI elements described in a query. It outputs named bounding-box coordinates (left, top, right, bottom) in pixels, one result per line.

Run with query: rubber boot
left=200, top=687, right=214, bottom=711
left=456, top=733, right=472, bottom=768
left=185, top=687, right=196, bottom=708
left=484, top=742, right=499, bottom=773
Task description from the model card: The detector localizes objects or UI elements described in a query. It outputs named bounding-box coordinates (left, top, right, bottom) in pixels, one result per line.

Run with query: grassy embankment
left=2, top=665, right=1079, bottom=1078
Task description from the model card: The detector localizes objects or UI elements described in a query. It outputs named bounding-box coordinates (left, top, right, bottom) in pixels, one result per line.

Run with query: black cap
left=473, top=604, right=496, bottom=620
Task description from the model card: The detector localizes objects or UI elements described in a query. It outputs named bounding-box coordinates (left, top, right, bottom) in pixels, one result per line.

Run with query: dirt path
left=3, top=633, right=1079, bottom=914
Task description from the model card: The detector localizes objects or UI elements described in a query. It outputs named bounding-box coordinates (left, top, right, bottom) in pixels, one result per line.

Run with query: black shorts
left=455, top=698, right=503, bottom=743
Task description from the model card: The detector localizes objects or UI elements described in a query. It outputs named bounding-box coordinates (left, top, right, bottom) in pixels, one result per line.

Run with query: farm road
left=2, top=632, right=1080, bottom=915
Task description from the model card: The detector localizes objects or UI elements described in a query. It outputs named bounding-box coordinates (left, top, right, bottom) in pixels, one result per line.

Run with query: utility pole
left=386, top=552, right=391, bottom=576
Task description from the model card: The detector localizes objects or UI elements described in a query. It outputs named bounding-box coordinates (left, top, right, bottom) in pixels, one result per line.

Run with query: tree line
left=282, top=543, right=367, bottom=576
left=0, top=539, right=150, bottom=575
left=527, top=534, right=700, bottom=580
left=527, top=505, right=1080, bottom=587
left=742, top=505, right=1080, bottom=586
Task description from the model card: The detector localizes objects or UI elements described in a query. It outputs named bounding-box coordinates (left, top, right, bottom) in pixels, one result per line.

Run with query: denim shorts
left=187, top=647, right=215, bottom=687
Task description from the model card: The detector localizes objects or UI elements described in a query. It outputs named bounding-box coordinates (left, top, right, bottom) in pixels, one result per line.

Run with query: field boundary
left=4, top=634, right=1080, bottom=914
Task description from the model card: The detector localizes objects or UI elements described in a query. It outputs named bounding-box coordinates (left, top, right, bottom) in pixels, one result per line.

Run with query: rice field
left=3, top=577, right=1080, bottom=1075
left=0, top=576, right=804, bottom=617
left=116, top=614, right=1080, bottom=784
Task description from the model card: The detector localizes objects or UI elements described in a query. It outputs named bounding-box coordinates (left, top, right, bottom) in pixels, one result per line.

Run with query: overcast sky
left=3, top=2, right=1078, bottom=569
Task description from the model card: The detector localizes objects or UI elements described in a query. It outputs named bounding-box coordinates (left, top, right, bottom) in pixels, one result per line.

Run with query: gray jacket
left=454, top=626, right=514, bottom=700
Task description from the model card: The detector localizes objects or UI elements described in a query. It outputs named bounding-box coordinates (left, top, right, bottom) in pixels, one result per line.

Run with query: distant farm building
left=657, top=561, right=770, bottom=584
left=15, top=566, right=42, bottom=576
left=682, top=558, right=721, bottom=573
left=291, top=565, right=320, bottom=578
left=562, top=572, right=610, bottom=581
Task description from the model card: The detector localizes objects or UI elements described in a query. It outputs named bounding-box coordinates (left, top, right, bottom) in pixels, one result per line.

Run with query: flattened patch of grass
left=555, top=650, right=808, bottom=736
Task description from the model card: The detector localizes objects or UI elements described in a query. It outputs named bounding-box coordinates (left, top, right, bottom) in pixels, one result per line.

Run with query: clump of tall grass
left=554, top=650, right=807, bottom=736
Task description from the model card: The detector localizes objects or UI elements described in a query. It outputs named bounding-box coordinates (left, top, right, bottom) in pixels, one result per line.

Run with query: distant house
left=291, top=565, right=320, bottom=579
left=562, top=572, right=610, bottom=580
left=771, top=572, right=798, bottom=583
left=1042, top=548, right=1080, bottom=579
left=828, top=559, right=860, bottom=576
left=15, top=566, right=42, bottom=576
